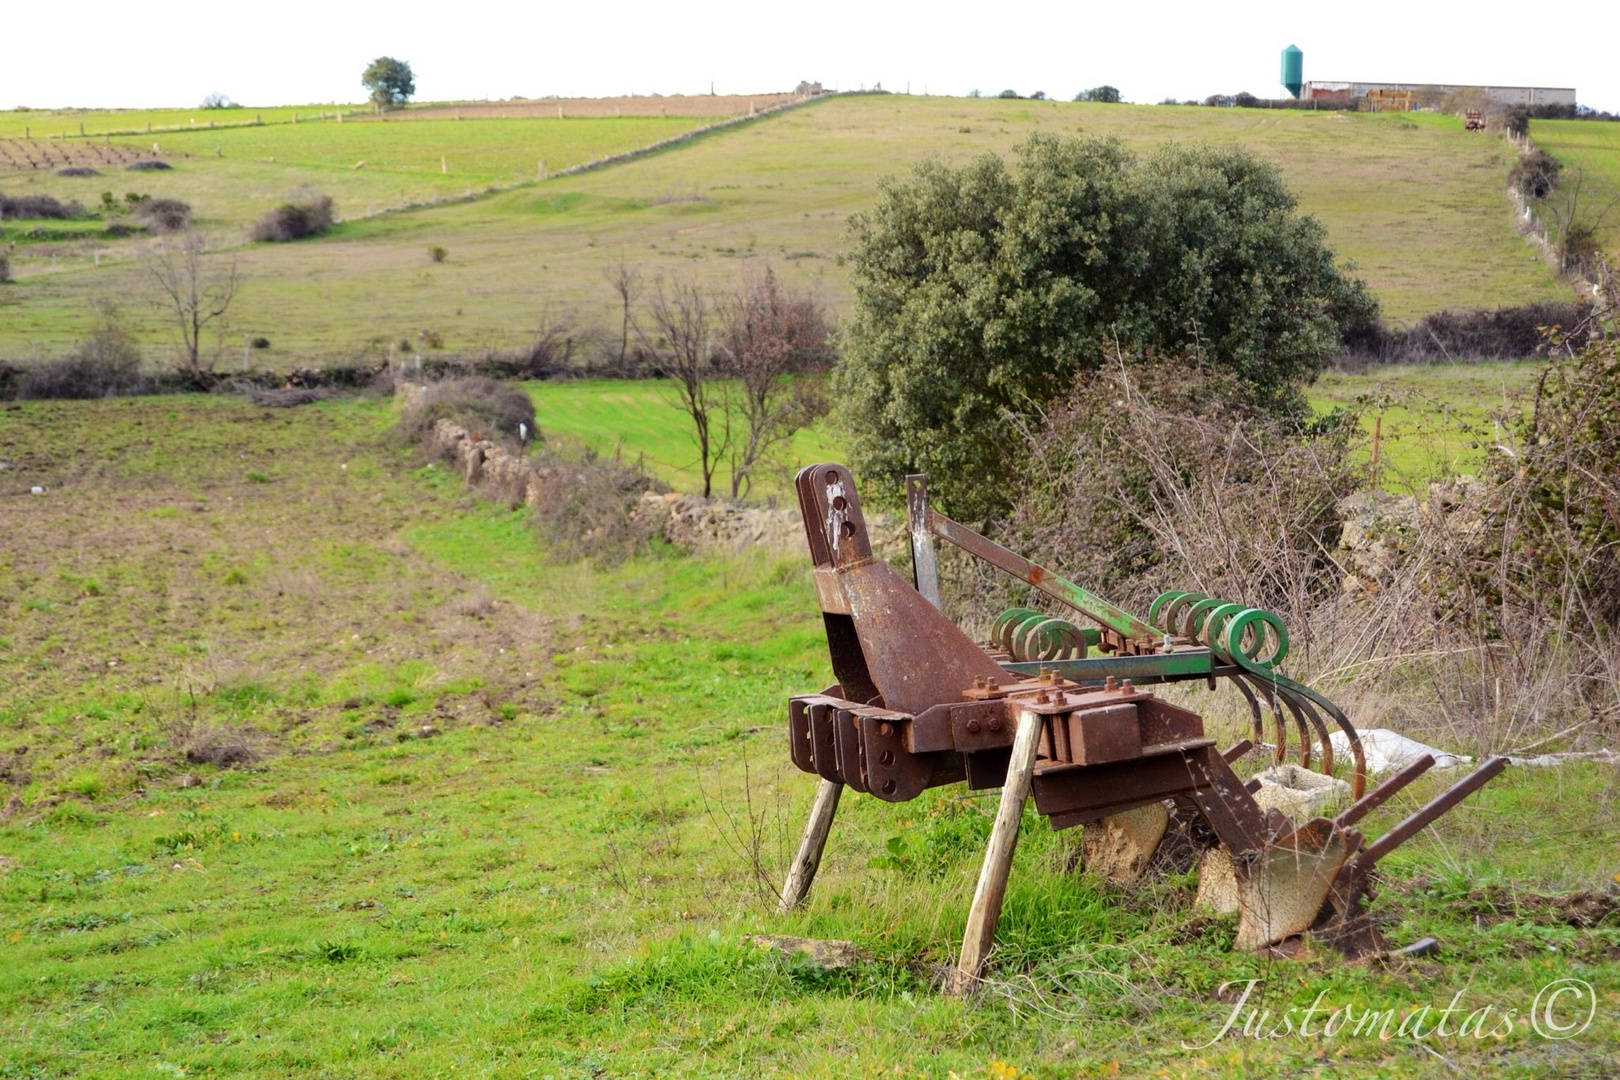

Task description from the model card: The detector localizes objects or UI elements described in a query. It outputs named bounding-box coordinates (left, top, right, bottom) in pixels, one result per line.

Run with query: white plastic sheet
left=1328, top=728, right=1472, bottom=773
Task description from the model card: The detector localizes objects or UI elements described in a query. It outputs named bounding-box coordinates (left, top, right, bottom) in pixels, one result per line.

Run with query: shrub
left=1077, top=86, right=1121, bottom=103
left=56, top=166, right=99, bottom=178
left=524, top=308, right=583, bottom=377
left=1338, top=301, right=1594, bottom=364
left=179, top=724, right=260, bottom=767
left=250, top=196, right=335, bottom=242
left=1509, top=149, right=1561, bottom=200
left=250, top=336, right=271, bottom=349
left=125, top=160, right=171, bottom=172
left=0, top=193, right=84, bottom=220
left=133, top=197, right=191, bottom=234
left=994, top=360, right=1362, bottom=621
left=837, top=133, right=1376, bottom=520
left=0, top=251, right=10, bottom=284
left=529, top=451, right=668, bottom=564
left=389, top=376, right=536, bottom=449
left=15, top=305, right=145, bottom=400
left=997, top=90, right=1021, bottom=99
left=1486, top=334, right=1620, bottom=629
left=428, top=245, right=447, bottom=263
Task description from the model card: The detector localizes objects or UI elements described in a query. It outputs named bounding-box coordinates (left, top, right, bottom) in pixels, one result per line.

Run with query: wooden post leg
left=778, top=779, right=843, bottom=914
left=951, top=708, right=1044, bottom=995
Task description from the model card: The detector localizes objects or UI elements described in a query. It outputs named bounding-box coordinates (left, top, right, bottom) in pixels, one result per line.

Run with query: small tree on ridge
left=362, top=57, right=415, bottom=111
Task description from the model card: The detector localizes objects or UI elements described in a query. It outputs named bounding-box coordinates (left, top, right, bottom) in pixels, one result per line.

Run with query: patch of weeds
left=526, top=934, right=913, bottom=1036
left=175, top=723, right=261, bottom=767
left=213, top=682, right=277, bottom=711
left=312, top=940, right=362, bottom=963
left=49, top=801, right=104, bottom=828
left=868, top=792, right=993, bottom=880
left=371, top=769, right=416, bottom=786
left=35, top=910, right=130, bottom=934
left=91, top=927, right=179, bottom=954
left=246, top=472, right=271, bottom=484
left=222, top=568, right=248, bottom=586
left=61, top=768, right=110, bottom=801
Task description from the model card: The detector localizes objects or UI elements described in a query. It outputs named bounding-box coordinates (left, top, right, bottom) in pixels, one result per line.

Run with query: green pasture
left=0, top=95, right=1570, bottom=361
left=0, top=115, right=709, bottom=246
left=0, top=395, right=1615, bottom=1077
left=529, top=367, right=1536, bottom=501
left=529, top=378, right=844, bottom=496
left=1532, top=119, right=1620, bottom=261
left=0, top=105, right=326, bottom=140
left=1310, top=360, right=1541, bottom=486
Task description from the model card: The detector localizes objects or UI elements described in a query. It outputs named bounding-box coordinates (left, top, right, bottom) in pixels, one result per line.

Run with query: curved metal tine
left=1288, top=681, right=1367, bottom=801
left=1256, top=675, right=1314, bottom=770
left=1279, top=686, right=1336, bottom=778
left=1239, top=673, right=1291, bottom=767
left=1225, top=673, right=1268, bottom=750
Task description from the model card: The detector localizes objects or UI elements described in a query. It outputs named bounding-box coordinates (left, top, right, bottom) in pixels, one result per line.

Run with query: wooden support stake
left=778, top=778, right=842, bottom=913
left=951, top=708, right=1043, bottom=994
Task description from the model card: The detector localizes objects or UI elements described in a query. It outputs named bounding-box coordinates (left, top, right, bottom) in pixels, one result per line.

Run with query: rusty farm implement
left=777, top=463, right=1506, bottom=992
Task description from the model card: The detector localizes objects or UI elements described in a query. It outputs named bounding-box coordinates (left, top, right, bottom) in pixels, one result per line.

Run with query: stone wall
left=423, top=417, right=905, bottom=561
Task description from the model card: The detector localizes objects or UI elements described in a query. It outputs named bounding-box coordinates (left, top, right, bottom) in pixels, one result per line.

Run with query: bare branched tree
left=604, top=259, right=642, bottom=372
left=717, top=267, right=834, bottom=498
left=1543, top=169, right=1619, bottom=279
left=643, top=276, right=728, bottom=498
left=146, top=232, right=238, bottom=382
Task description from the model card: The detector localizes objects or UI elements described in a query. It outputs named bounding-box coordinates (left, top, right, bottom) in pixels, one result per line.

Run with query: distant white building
left=1303, top=81, right=1576, bottom=108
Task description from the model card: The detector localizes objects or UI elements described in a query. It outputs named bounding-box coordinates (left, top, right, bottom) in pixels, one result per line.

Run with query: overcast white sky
left=5, top=1, right=1617, bottom=112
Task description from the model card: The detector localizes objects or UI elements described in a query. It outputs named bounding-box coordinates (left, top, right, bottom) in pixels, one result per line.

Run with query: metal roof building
left=1303, top=81, right=1576, bottom=107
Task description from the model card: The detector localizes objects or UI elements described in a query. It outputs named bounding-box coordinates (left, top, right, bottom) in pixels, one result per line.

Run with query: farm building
left=1302, top=81, right=1576, bottom=109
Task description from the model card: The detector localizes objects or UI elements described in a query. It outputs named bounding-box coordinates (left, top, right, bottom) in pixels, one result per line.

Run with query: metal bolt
left=987, top=678, right=999, bottom=691
left=880, top=721, right=895, bottom=738
left=974, top=675, right=986, bottom=689
left=988, top=716, right=1003, bottom=732
left=1104, top=676, right=1117, bottom=691
left=967, top=719, right=982, bottom=734
left=1037, top=690, right=1050, bottom=704
left=1121, top=680, right=1135, bottom=694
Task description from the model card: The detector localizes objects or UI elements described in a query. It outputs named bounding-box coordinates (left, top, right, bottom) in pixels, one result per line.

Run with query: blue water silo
left=1281, top=45, right=1304, bottom=99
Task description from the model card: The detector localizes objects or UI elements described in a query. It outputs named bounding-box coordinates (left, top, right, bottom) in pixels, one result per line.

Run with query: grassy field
left=1531, top=119, right=1620, bottom=262
left=526, top=366, right=1537, bottom=500
left=1, top=96, right=1569, bottom=362
left=1310, top=360, right=1542, bottom=486
left=529, top=379, right=843, bottom=496
left=1, top=394, right=1615, bottom=1077
left=0, top=106, right=333, bottom=140
left=0, top=95, right=795, bottom=140
left=0, top=115, right=711, bottom=244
